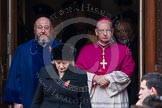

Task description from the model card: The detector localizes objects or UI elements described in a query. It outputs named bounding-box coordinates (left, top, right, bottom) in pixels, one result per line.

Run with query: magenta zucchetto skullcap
left=97, top=17, right=111, bottom=22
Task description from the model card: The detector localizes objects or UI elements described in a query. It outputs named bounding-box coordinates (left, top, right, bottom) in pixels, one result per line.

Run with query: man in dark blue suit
left=3, top=16, right=60, bottom=108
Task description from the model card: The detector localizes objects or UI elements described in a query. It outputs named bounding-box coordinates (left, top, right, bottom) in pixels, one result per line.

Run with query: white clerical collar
left=97, top=38, right=114, bottom=48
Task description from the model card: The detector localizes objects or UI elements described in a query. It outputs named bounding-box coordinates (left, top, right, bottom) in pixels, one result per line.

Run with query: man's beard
left=116, top=35, right=129, bottom=45
left=36, top=35, right=52, bottom=47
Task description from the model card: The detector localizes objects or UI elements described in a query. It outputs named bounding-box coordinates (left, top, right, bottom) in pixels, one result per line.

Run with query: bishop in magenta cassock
left=76, top=18, right=135, bottom=108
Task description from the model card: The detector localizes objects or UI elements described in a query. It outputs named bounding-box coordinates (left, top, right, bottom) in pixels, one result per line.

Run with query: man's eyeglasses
left=35, top=25, right=50, bottom=30
left=97, top=29, right=112, bottom=34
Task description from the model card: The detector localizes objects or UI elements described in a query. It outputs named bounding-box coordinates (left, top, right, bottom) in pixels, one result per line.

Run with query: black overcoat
left=32, top=64, right=91, bottom=108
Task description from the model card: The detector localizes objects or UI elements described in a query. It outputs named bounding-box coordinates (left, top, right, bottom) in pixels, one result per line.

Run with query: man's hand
left=136, top=99, right=143, bottom=106
left=13, top=103, right=23, bottom=108
left=93, top=75, right=110, bottom=88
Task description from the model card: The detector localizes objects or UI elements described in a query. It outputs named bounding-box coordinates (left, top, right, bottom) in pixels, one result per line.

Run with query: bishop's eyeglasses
left=97, top=28, right=112, bottom=34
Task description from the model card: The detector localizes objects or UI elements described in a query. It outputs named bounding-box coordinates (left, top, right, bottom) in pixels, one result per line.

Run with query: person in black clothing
left=32, top=43, right=92, bottom=108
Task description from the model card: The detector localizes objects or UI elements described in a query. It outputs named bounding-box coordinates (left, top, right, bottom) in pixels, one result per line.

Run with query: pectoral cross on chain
left=100, top=59, right=107, bottom=69
left=100, top=48, right=107, bottom=69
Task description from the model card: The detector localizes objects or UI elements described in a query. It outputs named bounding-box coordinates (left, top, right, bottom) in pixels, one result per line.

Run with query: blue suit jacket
left=3, top=39, right=60, bottom=108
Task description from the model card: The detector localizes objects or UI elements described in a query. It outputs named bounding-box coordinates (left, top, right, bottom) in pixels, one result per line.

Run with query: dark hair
left=141, top=73, right=162, bottom=96
left=143, top=95, right=162, bottom=108
left=130, top=105, right=145, bottom=108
